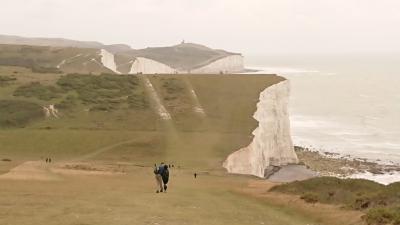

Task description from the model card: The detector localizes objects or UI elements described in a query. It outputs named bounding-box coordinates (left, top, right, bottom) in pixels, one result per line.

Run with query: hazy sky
left=1, top=0, right=400, bottom=54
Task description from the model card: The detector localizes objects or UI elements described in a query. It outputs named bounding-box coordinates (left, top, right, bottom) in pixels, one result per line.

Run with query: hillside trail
left=0, top=161, right=61, bottom=181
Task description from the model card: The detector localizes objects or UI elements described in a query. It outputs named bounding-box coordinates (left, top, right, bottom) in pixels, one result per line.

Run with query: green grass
left=13, top=82, right=64, bottom=100
left=0, top=75, right=17, bottom=86
left=57, top=74, right=143, bottom=111
left=271, top=177, right=400, bottom=224
left=364, top=207, right=400, bottom=225
left=0, top=44, right=110, bottom=74
left=0, top=99, right=44, bottom=128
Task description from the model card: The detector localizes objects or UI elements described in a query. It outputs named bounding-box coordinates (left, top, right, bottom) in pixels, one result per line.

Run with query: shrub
left=0, top=100, right=44, bottom=128
left=57, top=74, right=140, bottom=110
left=300, top=193, right=319, bottom=203
left=271, top=177, right=400, bottom=224
left=128, top=92, right=148, bottom=109
left=56, top=95, right=78, bottom=110
left=0, top=75, right=17, bottom=86
left=13, top=82, right=63, bottom=101
left=161, top=78, right=185, bottom=95
left=31, top=65, right=62, bottom=74
left=364, top=208, right=400, bottom=225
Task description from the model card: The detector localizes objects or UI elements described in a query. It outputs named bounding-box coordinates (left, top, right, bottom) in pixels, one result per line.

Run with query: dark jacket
left=161, top=165, right=169, bottom=184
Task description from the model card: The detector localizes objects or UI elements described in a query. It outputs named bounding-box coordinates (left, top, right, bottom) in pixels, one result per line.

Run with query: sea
left=245, top=53, right=400, bottom=184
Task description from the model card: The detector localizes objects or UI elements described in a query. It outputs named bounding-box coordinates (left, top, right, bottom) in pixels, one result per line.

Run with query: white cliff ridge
left=191, top=55, right=244, bottom=74
left=100, top=49, right=120, bottom=74
left=129, top=57, right=176, bottom=74
left=127, top=56, right=244, bottom=74
left=223, top=80, right=298, bottom=178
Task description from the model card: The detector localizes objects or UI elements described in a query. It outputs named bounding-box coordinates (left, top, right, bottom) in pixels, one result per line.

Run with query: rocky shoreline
left=295, top=146, right=400, bottom=178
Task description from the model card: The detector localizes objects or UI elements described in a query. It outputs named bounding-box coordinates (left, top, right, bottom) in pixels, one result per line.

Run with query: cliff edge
left=223, top=80, right=299, bottom=178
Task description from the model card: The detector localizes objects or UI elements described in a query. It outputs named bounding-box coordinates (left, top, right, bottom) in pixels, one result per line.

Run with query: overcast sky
left=1, top=0, right=400, bottom=55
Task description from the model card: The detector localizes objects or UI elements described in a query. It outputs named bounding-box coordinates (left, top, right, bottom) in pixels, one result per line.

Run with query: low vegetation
left=161, top=78, right=185, bottom=95
left=13, top=82, right=63, bottom=101
left=55, top=95, right=78, bottom=111
left=0, top=100, right=44, bottom=127
left=271, top=177, right=400, bottom=225
left=127, top=92, right=148, bottom=109
left=0, top=75, right=17, bottom=86
left=31, top=65, right=61, bottom=74
left=57, top=74, right=146, bottom=111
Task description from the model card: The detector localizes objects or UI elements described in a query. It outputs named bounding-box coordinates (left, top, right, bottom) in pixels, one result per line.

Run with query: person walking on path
left=154, top=163, right=169, bottom=193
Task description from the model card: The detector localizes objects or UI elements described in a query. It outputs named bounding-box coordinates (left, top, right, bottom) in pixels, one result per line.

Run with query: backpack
left=162, top=169, right=169, bottom=184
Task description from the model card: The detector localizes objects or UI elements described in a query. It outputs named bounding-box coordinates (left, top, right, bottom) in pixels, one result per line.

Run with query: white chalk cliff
left=129, top=57, right=176, bottom=74
left=191, top=55, right=244, bottom=74
left=100, top=49, right=120, bottom=74
left=223, top=80, right=298, bottom=178
left=127, top=55, right=244, bottom=74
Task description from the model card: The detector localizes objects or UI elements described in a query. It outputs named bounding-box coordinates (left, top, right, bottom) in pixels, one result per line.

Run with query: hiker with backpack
left=154, top=163, right=170, bottom=193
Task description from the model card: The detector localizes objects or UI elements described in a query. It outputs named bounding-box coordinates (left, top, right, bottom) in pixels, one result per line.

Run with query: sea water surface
left=246, top=53, right=400, bottom=184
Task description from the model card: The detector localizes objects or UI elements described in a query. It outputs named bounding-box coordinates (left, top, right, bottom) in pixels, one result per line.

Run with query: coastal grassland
left=0, top=168, right=335, bottom=225
left=0, top=69, right=360, bottom=225
left=0, top=100, right=44, bottom=128
left=0, top=44, right=111, bottom=74
left=0, top=71, right=284, bottom=167
left=0, top=75, right=17, bottom=86
left=271, top=177, right=400, bottom=225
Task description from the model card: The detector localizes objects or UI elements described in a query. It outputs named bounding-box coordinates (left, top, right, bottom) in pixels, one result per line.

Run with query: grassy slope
left=271, top=177, right=400, bottom=225
left=0, top=44, right=112, bottom=74
left=0, top=66, right=362, bottom=225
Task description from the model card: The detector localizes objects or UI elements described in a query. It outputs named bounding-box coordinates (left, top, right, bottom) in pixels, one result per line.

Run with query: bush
left=31, top=65, right=62, bottom=74
left=128, top=92, right=148, bottom=109
left=0, top=75, right=17, bottom=86
left=13, top=82, right=63, bottom=101
left=55, top=95, right=78, bottom=110
left=271, top=177, right=400, bottom=224
left=0, top=100, right=44, bottom=128
left=270, top=177, right=384, bottom=206
left=300, top=193, right=319, bottom=203
left=364, top=208, right=400, bottom=225
left=161, top=78, right=185, bottom=95
left=57, top=74, right=141, bottom=110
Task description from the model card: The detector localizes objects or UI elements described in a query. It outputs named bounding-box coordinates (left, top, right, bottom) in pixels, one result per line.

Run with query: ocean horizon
left=246, top=53, right=400, bottom=184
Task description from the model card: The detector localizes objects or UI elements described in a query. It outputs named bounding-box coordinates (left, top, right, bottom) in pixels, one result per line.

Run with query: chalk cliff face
left=191, top=55, right=244, bottom=74
left=223, top=80, right=298, bottom=178
left=127, top=55, right=244, bottom=74
left=129, top=57, right=176, bottom=74
left=100, top=49, right=120, bottom=74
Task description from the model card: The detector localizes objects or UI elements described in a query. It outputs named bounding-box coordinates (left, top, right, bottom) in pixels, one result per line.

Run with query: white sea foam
left=349, top=171, right=400, bottom=185
left=245, top=66, right=320, bottom=74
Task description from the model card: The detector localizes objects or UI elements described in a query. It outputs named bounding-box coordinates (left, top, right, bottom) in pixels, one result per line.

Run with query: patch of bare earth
left=0, top=161, right=125, bottom=181
left=0, top=161, right=61, bottom=181
left=51, top=162, right=125, bottom=176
